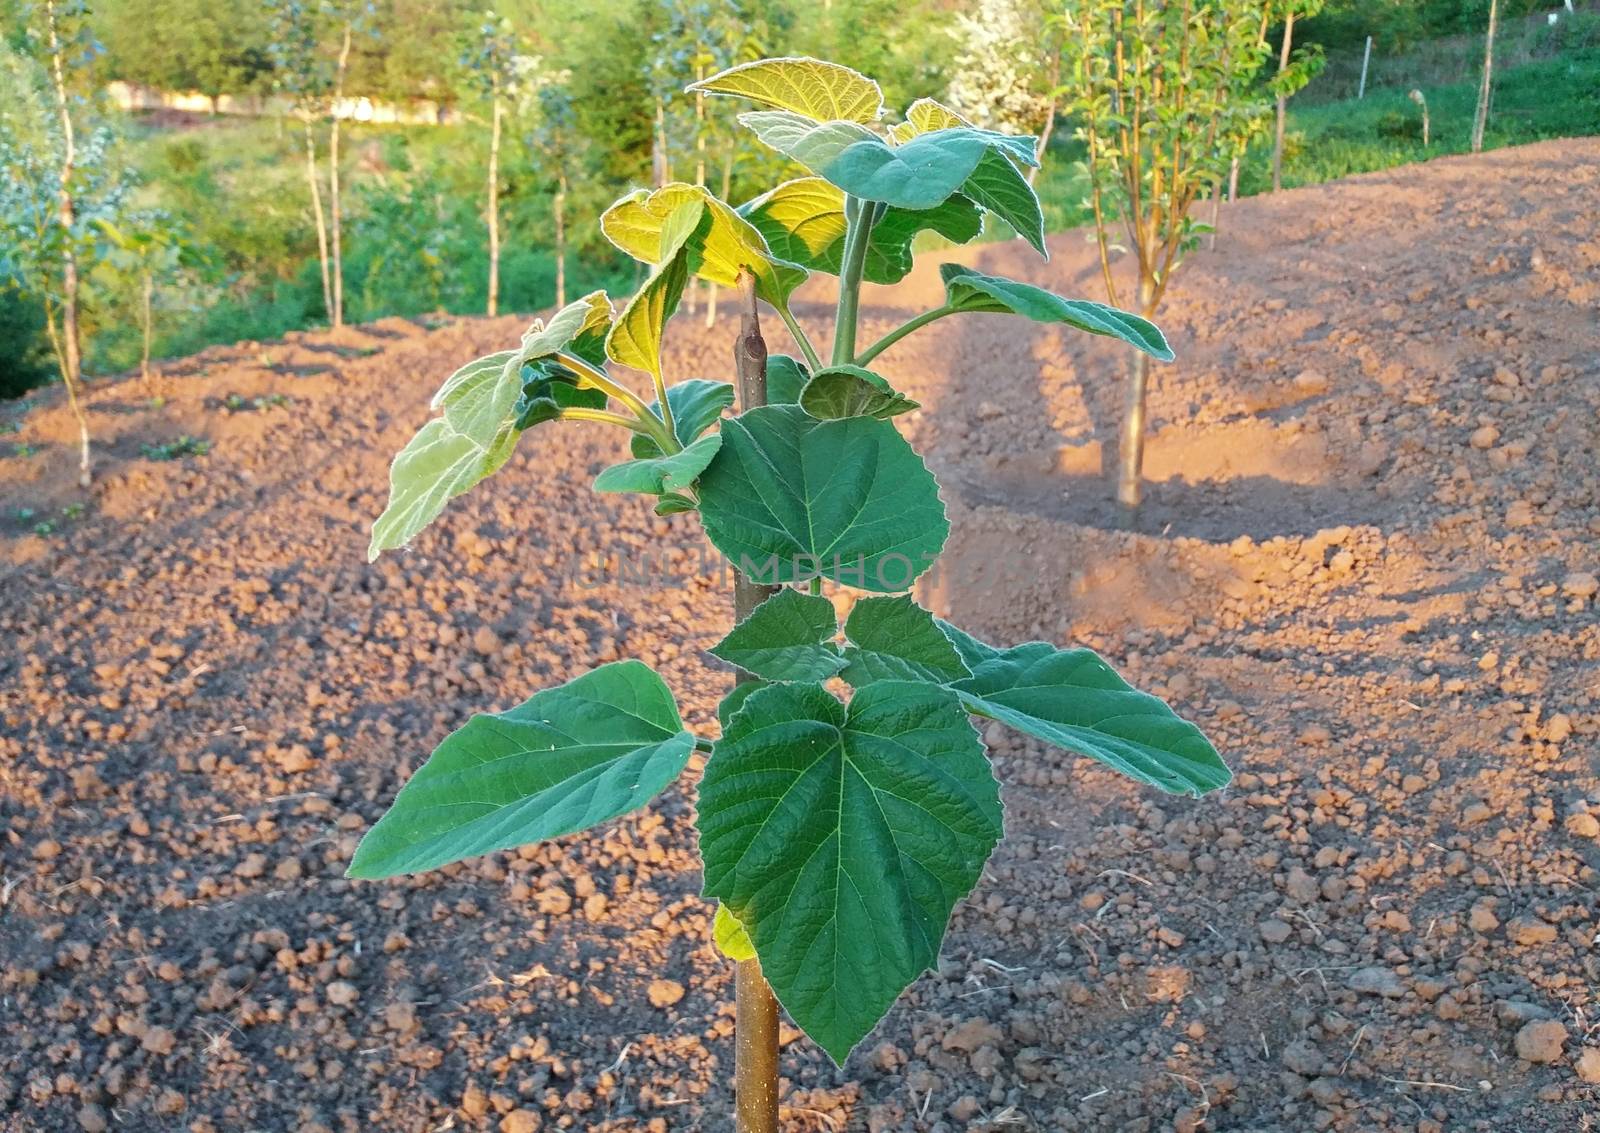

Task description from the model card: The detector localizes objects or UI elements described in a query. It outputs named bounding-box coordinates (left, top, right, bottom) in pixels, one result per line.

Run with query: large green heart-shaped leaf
left=697, top=405, right=948, bottom=593
left=739, top=177, right=981, bottom=285
left=593, top=432, right=722, bottom=497
left=894, top=99, right=1045, bottom=255
left=940, top=264, right=1174, bottom=361
left=841, top=595, right=970, bottom=685
left=799, top=364, right=919, bottom=421
left=348, top=661, right=694, bottom=878
left=602, top=183, right=806, bottom=309
left=698, top=680, right=1001, bottom=1063
left=689, top=56, right=883, bottom=124
left=740, top=112, right=1033, bottom=211
left=940, top=623, right=1229, bottom=796
left=631, top=379, right=734, bottom=459
left=709, top=587, right=843, bottom=682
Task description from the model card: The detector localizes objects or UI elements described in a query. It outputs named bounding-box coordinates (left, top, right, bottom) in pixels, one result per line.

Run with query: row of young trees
left=0, top=0, right=1435, bottom=508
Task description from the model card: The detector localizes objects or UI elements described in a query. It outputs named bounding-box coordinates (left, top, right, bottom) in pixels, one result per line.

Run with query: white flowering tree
left=945, top=0, right=1058, bottom=185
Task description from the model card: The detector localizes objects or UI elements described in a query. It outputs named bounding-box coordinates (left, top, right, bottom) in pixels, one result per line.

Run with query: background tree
left=1, top=2, right=130, bottom=485
left=1471, top=0, right=1499, bottom=153
left=516, top=60, right=578, bottom=309
left=460, top=10, right=521, bottom=317
left=1270, top=0, right=1327, bottom=192
left=325, top=1, right=368, bottom=329
left=95, top=211, right=192, bottom=393
left=94, top=0, right=273, bottom=109
left=1059, top=0, right=1275, bottom=511
left=267, top=0, right=336, bottom=323
left=944, top=0, right=1059, bottom=186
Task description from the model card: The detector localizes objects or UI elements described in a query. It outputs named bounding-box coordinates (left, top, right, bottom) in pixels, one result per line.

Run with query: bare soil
left=2, top=139, right=1598, bottom=1133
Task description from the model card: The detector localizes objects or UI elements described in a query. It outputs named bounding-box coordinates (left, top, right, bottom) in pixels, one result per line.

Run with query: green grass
left=1030, top=45, right=1600, bottom=232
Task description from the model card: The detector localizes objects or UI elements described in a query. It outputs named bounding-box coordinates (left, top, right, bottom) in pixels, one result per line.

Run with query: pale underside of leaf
left=689, top=56, right=883, bottom=124
left=893, top=99, right=1045, bottom=254
left=368, top=418, right=517, bottom=561
left=741, top=112, right=1009, bottom=211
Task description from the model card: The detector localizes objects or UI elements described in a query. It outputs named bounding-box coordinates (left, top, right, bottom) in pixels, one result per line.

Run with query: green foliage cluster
left=351, top=56, right=1228, bottom=1068
left=1239, top=44, right=1600, bottom=192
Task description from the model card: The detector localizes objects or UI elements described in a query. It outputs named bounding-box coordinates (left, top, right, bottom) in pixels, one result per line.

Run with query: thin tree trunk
left=141, top=269, right=154, bottom=392
left=1272, top=10, right=1295, bottom=193
left=1228, top=155, right=1240, bottom=202
left=329, top=21, right=352, bottom=327
left=1472, top=0, right=1498, bottom=154
left=44, top=0, right=90, bottom=488
left=487, top=87, right=502, bottom=317
left=554, top=170, right=567, bottom=309
left=304, top=117, right=333, bottom=321
left=652, top=97, right=669, bottom=188
left=730, top=269, right=779, bottom=1133
left=1207, top=183, right=1222, bottom=250
left=1026, top=49, right=1061, bottom=189
left=688, top=68, right=706, bottom=315
left=705, top=151, right=735, bottom=328
left=1115, top=276, right=1157, bottom=512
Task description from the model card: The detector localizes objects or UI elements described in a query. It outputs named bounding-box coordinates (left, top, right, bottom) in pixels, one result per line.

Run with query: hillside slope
left=2, top=139, right=1598, bottom=1132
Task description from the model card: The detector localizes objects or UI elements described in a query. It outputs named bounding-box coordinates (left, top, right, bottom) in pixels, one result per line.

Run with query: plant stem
left=329, top=20, right=352, bottom=327
left=553, top=351, right=673, bottom=449
left=831, top=195, right=876, bottom=365
left=776, top=304, right=821, bottom=371
left=487, top=85, right=502, bottom=317
left=44, top=0, right=89, bottom=489
left=558, top=407, right=654, bottom=432
left=1116, top=275, right=1156, bottom=512
left=303, top=116, right=333, bottom=322
left=854, top=304, right=954, bottom=367
left=730, top=269, right=780, bottom=1133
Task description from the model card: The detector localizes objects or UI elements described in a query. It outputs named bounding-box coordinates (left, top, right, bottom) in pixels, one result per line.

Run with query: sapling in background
left=351, top=56, right=1229, bottom=1133
left=1059, top=0, right=1277, bottom=511
left=459, top=10, right=520, bottom=318
left=95, top=211, right=193, bottom=395
left=0, top=0, right=134, bottom=487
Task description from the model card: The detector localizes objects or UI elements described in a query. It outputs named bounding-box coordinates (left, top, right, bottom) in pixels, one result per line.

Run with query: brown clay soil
left=3, top=139, right=1599, bottom=1133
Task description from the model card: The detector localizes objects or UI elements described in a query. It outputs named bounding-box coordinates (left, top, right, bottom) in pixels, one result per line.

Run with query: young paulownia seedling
left=351, top=56, right=1229, bottom=1133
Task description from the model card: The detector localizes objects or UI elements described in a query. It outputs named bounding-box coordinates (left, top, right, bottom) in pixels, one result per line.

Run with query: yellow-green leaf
left=714, top=903, right=756, bottom=962
left=689, top=56, right=883, bottom=124
left=602, top=183, right=805, bottom=309
left=605, top=201, right=703, bottom=383
left=738, top=177, right=981, bottom=286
